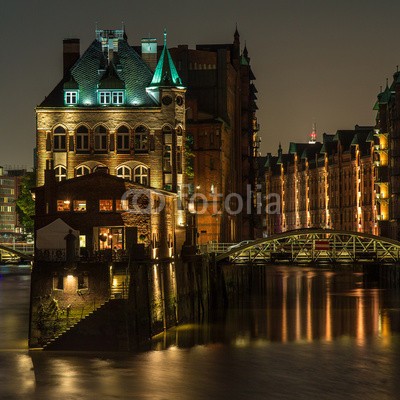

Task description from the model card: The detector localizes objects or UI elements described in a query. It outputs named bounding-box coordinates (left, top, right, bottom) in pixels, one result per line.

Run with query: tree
left=16, top=171, right=35, bottom=233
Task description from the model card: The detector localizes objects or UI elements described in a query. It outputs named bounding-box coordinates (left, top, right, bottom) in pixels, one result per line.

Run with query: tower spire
left=309, top=122, right=317, bottom=144
left=164, top=28, right=167, bottom=46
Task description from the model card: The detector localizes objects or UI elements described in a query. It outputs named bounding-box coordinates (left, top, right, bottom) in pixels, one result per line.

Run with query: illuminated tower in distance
left=309, top=122, right=317, bottom=144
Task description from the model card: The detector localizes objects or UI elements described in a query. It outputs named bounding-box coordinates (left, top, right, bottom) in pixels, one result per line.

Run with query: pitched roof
left=39, top=35, right=157, bottom=107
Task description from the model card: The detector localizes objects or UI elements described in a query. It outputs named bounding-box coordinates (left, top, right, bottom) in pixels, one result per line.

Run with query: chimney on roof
left=63, top=39, right=80, bottom=76
left=141, top=38, right=158, bottom=71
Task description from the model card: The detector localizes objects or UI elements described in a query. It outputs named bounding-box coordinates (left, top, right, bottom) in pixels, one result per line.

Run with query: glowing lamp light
left=67, top=275, right=74, bottom=280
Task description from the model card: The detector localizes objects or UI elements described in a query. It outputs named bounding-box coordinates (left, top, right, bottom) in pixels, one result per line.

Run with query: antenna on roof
left=309, top=121, right=317, bottom=144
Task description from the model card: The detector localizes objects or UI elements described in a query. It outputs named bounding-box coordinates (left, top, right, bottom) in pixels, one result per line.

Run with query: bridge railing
left=198, top=243, right=234, bottom=254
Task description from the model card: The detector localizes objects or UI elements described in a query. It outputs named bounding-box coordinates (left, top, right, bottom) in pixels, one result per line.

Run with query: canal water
left=1, top=264, right=400, bottom=399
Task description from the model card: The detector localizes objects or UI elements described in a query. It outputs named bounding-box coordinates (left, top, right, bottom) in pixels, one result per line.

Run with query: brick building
left=265, top=126, right=378, bottom=235
left=36, top=29, right=186, bottom=251
left=0, top=167, right=26, bottom=236
left=374, top=75, right=400, bottom=240
left=169, top=28, right=260, bottom=243
left=33, top=166, right=176, bottom=260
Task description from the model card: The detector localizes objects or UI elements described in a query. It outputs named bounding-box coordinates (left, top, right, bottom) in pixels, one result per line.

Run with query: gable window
left=134, top=165, right=148, bottom=186
left=54, top=165, right=67, bottom=181
left=76, top=126, right=89, bottom=151
left=117, top=126, right=130, bottom=152
left=94, top=125, right=107, bottom=152
left=116, top=166, right=131, bottom=180
left=53, top=126, right=66, bottom=151
left=134, top=125, right=148, bottom=152
left=65, top=91, right=78, bottom=105
left=76, top=165, right=91, bottom=177
left=112, top=91, right=124, bottom=104
left=98, top=90, right=125, bottom=105
left=99, top=91, right=111, bottom=105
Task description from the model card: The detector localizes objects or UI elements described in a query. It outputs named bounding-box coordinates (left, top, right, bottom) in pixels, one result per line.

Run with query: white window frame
left=65, top=91, right=78, bottom=105
left=55, top=165, right=67, bottom=182
left=112, top=91, right=124, bottom=104
left=99, top=91, right=111, bottom=105
left=134, top=165, right=148, bottom=186
left=116, top=166, right=131, bottom=180
left=76, top=165, right=91, bottom=177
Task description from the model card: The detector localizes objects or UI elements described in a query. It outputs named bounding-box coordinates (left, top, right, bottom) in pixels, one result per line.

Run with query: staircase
left=43, top=298, right=129, bottom=351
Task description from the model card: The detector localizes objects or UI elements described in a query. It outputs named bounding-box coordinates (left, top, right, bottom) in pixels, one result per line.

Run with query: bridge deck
left=208, top=229, right=400, bottom=264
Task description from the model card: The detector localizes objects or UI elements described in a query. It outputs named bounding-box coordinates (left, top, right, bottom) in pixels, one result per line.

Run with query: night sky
left=2, top=0, right=400, bottom=168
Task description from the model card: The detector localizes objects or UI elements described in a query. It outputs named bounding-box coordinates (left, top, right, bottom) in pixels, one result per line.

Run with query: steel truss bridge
left=210, top=229, right=400, bottom=264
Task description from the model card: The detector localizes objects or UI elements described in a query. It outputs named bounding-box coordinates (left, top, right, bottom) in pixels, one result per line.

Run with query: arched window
left=116, top=166, right=131, bottom=180
left=53, top=126, right=66, bottom=151
left=162, top=125, right=172, bottom=134
left=94, top=125, right=107, bottom=151
left=76, top=165, right=91, bottom=177
left=54, top=165, right=67, bottom=181
left=163, top=145, right=172, bottom=172
left=76, top=126, right=89, bottom=151
left=117, top=125, right=130, bottom=152
left=134, top=165, right=148, bottom=186
left=134, top=125, right=148, bottom=152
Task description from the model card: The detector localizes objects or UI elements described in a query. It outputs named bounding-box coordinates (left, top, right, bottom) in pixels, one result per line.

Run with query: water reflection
left=155, top=266, right=400, bottom=349
left=2, top=264, right=400, bottom=399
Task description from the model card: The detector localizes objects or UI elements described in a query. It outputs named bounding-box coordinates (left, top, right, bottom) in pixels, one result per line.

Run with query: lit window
left=116, top=166, right=131, bottom=180
left=94, top=125, right=107, bottom=151
left=116, top=199, right=129, bottom=211
left=73, top=200, right=86, bottom=212
left=54, top=165, right=67, bottom=181
left=117, top=126, right=130, bottom=152
left=79, top=235, right=86, bottom=248
left=99, top=91, right=111, bottom=105
left=76, top=126, right=89, bottom=151
left=65, top=91, right=78, bottom=105
left=134, top=126, right=148, bottom=152
left=134, top=165, right=148, bottom=186
left=99, top=200, right=113, bottom=212
left=76, top=165, right=90, bottom=177
left=53, top=126, right=66, bottom=151
left=112, top=91, right=124, bottom=104
left=57, top=200, right=70, bottom=212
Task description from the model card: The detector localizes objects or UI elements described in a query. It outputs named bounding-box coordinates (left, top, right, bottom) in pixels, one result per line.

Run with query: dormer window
left=65, top=91, right=78, bottom=105
left=99, top=91, right=111, bottom=105
left=112, top=91, right=124, bottom=104
left=98, top=90, right=125, bottom=105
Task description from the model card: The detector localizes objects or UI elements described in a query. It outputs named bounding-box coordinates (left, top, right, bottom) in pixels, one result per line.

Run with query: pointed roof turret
left=148, top=29, right=183, bottom=88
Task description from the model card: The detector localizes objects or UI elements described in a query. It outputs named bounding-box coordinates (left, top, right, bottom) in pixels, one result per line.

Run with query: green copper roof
left=98, top=62, right=125, bottom=89
left=149, top=31, right=183, bottom=88
left=40, top=31, right=157, bottom=107
left=63, top=75, right=79, bottom=90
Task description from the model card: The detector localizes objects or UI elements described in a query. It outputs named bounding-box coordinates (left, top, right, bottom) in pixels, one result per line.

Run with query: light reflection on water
left=1, top=264, right=400, bottom=399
